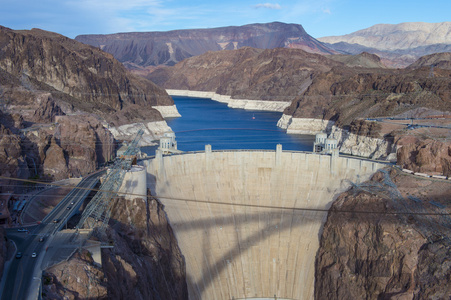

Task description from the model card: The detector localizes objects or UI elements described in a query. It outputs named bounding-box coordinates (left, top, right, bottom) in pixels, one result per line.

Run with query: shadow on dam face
left=143, top=151, right=386, bottom=300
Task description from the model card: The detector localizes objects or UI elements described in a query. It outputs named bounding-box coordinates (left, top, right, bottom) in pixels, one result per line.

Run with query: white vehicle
left=31, top=252, right=37, bottom=258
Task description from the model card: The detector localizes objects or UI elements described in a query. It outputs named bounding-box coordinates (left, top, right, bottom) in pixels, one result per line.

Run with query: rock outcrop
left=285, top=64, right=451, bottom=125
left=316, top=169, right=451, bottom=299
left=42, top=250, right=107, bottom=299
left=327, top=52, right=387, bottom=68
left=76, top=22, right=336, bottom=70
left=15, top=113, right=115, bottom=181
left=31, top=95, right=65, bottom=123
left=281, top=55, right=451, bottom=160
left=329, top=125, right=395, bottom=160
left=42, top=194, right=187, bottom=300
left=396, top=137, right=451, bottom=176
left=0, top=25, right=178, bottom=184
left=0, top=25, right=173, bottom=127
left=57, top=115, right=115, bottom=176
left=149, top=47, right=341, bottom=103
left=0, top=121, right=30, bottom=192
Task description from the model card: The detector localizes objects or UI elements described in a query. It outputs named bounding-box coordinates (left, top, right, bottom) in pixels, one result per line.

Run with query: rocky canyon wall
left=42, top=194, right=187, bottom=299
left=316, top=169, right=451, bottom=299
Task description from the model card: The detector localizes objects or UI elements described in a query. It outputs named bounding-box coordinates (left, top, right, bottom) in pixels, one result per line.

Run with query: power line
left=1, top=175, right=450, bottom=217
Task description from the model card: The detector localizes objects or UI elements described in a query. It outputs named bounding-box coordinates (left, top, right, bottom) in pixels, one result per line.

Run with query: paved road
left=1, top=169, right=105, bottom=300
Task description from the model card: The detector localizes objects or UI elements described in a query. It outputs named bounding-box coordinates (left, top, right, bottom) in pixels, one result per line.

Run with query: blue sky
left=1, top=0, right=450, bottom=39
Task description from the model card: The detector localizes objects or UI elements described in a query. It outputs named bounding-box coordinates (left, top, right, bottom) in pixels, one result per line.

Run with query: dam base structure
left=143, top=145, right=386, bottom=300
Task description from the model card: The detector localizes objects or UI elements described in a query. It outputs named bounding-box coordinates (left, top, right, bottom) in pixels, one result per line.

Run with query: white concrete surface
left=143, top=149, right=385, bottom=300
left=119, top=165, right=147, bottom=200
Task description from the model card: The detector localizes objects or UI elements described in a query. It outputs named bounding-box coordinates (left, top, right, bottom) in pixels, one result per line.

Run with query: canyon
left=0, top=20, right=450, bottom=300
left=42, top=195, right=187, bottom=299
left=146, top=44, right=451, bottom=168
left=0, top=25, right=178, bottom=185
left=143, top=148, right=386, bottom=299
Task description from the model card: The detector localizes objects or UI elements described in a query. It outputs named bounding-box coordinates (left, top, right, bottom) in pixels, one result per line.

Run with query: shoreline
left=108, top=105, right=180, bottom=147
left=158, top=91, right=394, bottom=160
left=153, top=105, right=181, bottom=118
left=166, top=89, right=291, bottom=112
left=109, top=120, right=173, bottom=147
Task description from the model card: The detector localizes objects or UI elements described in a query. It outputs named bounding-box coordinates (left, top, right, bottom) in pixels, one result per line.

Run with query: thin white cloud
left=323, top=8, right=331, bottom=14
left=254, top=3, right=281, bottom=10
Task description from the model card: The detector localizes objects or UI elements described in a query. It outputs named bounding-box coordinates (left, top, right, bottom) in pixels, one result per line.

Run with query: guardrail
left=392, top=165, right=450, bottom=180
left=140, top=148, right=393, bottom=166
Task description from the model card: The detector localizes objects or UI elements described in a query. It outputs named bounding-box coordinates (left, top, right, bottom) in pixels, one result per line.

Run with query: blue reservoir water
left=142, top=96, right=314, bottom=154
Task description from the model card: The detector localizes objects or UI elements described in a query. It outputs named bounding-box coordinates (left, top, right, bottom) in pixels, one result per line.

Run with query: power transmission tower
left=76, top=128, right=144, bottom=237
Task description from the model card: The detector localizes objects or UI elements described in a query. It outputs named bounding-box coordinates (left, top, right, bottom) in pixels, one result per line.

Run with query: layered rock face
left=42, top=250, right=107, bottom=299
left=329, top=126, right=394, bottom=160
left=149, top=47, right=341, bottom=102
left=0, top=25, right=173, bottom=127
left=0, top=121, right=30, bottom=192
left=76, top=22, right=336, bottom=69
left=0, top=25, right=176, bottom=183
left=16, top=112, right=115, bottom=181
left=282, top=57, right=451, bottom=160
left=285, top=65, right=451, bottom=125
left=316, top=169, right=451, bottom=299
left=43, top=195, right=187, bottom=299
left=396, top=137, right=451, bottom=176
left=53, top=114, right=114, bottom=178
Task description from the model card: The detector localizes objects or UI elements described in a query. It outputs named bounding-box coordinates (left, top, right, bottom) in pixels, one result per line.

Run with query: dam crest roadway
left=142, top=144, right=386, bottom=300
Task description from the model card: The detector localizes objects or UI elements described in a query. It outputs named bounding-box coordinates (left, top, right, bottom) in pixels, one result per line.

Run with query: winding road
left=1, top=169, right=105, bottom=300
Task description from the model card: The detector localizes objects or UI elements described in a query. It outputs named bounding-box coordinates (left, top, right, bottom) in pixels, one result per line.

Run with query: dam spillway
left=143, top=147, right=386, bottom=300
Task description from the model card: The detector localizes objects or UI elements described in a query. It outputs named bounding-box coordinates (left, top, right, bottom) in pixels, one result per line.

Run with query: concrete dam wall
left=143, top=148, right=386, bottom=300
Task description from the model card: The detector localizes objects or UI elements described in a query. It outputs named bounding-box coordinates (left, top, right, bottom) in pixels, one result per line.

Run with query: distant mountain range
left=319, top=22, right=451, bottom=67
left=75, top=22, right=337, bottom=69
left=76, top=21, right=451, bottom=70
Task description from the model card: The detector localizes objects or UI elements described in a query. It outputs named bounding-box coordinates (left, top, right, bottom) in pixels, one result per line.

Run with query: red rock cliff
left=315, top=169, right=451, bottom=299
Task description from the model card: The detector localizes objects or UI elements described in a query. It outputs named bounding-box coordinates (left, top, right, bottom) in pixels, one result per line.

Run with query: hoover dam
left=142, top=146, right=386, bottom=300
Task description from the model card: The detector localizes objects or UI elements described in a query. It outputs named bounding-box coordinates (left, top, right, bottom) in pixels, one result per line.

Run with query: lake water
left=142, top=96, right=314, bottom=154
